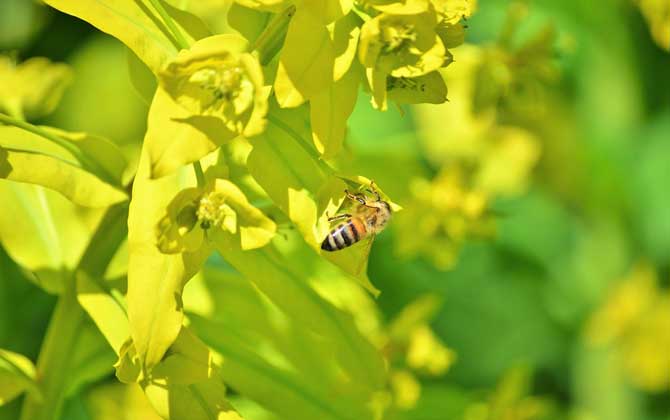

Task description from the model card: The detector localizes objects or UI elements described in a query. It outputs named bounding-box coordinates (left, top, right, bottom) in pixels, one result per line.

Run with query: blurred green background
left=1, top=0, right=669, bottom=419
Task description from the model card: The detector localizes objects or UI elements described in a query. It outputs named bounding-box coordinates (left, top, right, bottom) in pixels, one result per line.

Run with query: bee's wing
left=355, top=233, right=376, bottom=276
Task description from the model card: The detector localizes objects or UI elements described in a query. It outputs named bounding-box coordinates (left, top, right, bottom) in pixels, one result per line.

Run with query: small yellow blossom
left=156, top=178, right=275, bottom=254
left=159, top=34, right=268, bottom=137
left=585, top=262, right=670, bottom=392
left=0, top=56, right=72, bottom=120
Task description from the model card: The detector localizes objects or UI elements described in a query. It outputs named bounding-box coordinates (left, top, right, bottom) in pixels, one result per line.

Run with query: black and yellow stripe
left=321, top=219, right=363, bottom=252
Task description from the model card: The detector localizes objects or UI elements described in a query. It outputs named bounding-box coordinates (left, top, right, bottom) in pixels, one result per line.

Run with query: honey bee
left=321, top=182, right=392, bottom=252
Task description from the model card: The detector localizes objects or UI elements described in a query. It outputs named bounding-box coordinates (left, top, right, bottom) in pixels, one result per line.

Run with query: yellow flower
left=359, top=11, right=446, bottom=78
left=0, top=56, right=72, bottom=120
left=156, top=178, right=275, bottom=254
left=394, top=167, right=495, bottom=269
left=636, top=0, right=670, bottom=51
left=159, top=34, right=268, bottom=137
left=585, top=262, right=670, bottom=392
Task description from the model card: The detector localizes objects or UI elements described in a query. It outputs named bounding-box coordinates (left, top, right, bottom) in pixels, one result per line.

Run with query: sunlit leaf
left=0, top=348, right=40, bottom=406
left=144, top=89, right=230, bottom=178
left=274, top=9, right=335, bottom=107
left=127, top=144, right=210, bottom=370
left=191, top=250, right=386, bottom=419
left=76, top=382, right=162, bottom=420
left=0, top=125, right=128, bottom=207
left=76, top=271, right=129, bottom=355
left=42, top=0, right=210, bottom=74
left=330, top=12, right=361, bottom=81
left=0, top=183, right=100, bottom=293
left=310, top=64, right=359, bottom=158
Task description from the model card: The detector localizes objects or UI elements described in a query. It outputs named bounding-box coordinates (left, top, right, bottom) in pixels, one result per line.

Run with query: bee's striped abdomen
left=321, top=218, right=367, bottom=252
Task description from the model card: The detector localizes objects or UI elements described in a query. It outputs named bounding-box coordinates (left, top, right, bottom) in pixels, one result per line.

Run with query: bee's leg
left=327, top=213, right=351, bottom=222
left=345, top=189, right=367, bottom=205
left=366, top=180, right=382, bottom=201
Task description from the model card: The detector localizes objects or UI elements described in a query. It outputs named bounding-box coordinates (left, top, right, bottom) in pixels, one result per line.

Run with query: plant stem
left=0, top=113, right=119, bottom=187
left=19, top=277, right=83, bottom=420
left=251, top=4, right=296, bottom=64
left=193, top=160, right=205, bottom=187
left=146, top=0, right=190, bottom=50
left=19, top=203, right=129, bottom=420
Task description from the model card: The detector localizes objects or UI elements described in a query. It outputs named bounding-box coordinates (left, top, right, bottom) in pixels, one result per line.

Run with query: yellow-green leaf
left=274, top=9, right=335, bottom=107
left=76, top=271, right=129, bottom=355
left=42, top=0, right=210, bottom=74
left=387, top=71, right=448, bottom=105
left=302, top=0, right=354, bottom=25
left=195, top=246, right=386, bottom=420
left=127, top=146, right=211, bottom=370
left=228, top=2, right=271, bottom=44
left=310, top=64, right=359, bottom=158
left=0, top=146, right=127, bottom=208
left=0, top=125, right=128, bottom=207
left=145, top=88, right=236, bottom=179
left=330, top=12, right=361, bottom=81
left=127, top=48, right=158, bottom=106
left=0, top=183, right=100, bottom=294
left=0, top=348, right=40, bottom=406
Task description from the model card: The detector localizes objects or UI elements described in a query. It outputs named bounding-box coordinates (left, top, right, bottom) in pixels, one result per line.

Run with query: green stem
left=146, top=0, right=190, bottom=50
left=19, top=203, right=129, bottom=420
left=250, top=4, right=296, bottom=64
left=19, top=278, right=83, bottom=420
left=0, top=113, right=119, bottom=187
left=266, top=112, right=335, bottom=176
left=193, top=160, right=205, bottom=187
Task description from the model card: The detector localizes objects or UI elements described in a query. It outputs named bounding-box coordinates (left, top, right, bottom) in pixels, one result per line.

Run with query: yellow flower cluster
left=358, top=0, right=476, bottom=109
left=398, top=5, right=557, bottom=269
left=395, top=167, right=495, bottom=269
left=585, top=262, right=670, bottom=392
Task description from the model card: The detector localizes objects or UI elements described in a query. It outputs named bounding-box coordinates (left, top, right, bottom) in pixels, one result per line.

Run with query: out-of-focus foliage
left=1, top=0, right=670, bottom=419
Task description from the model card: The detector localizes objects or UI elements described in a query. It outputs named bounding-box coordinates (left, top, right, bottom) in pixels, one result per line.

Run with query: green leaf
left=0, top=125, right=128, bottom=207
left=0, top=183, right=99, bottom=294
left=228, top=2, right=271, bottom=44
left=127, top=147, right=210, bottom=370
left=0, top=348, right=40, bottom=406
left=302, top=0, right=354, bottom=25
left=42, top=0, right=210, bottom=74
left=63, top=320, right=118, bottom=398
left=127, top=48, right=158, bottom=106
left=192, top=249, right=386, bottom=420
left=310, top=64, right=359, bottom=158
left=274, top=9, right=335, bottom=107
